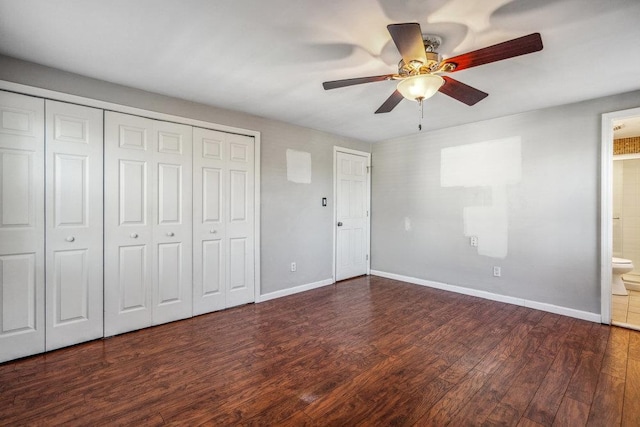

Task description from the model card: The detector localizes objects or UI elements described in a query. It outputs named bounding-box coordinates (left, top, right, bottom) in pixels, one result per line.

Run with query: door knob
left=130, top=233, right=138, bottom=238
left=210, top=229, right=217, bottom=234
left=337, top=222, right=343, bottom=226
left=65, top=236, right=75, bottom=242
left=167, top=232, right=175, bottom=237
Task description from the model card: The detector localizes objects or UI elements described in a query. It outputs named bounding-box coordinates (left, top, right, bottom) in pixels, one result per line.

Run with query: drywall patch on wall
left=441, top=136, right=522, bottom=258
left=286, top=149, right=312, bottom=184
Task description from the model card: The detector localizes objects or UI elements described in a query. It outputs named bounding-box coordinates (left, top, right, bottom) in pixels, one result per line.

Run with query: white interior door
left=104, top=112, right=154, bottom=336
left=335, top=150, right=370, bottom=281
left=0, top=91, right=45, bottom=363
left=152, top=120, right=192, bottom=325
left=193, top=128, right=255, bottom=313
left=45, top=100, right=103, bottom=350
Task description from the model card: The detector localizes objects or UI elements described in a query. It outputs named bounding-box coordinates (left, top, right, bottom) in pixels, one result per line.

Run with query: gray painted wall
left=5, top=54, right=640, bottom=315
left=0, top=55, right=371, bottom=295
left=371, top=90, right=640, bottom=314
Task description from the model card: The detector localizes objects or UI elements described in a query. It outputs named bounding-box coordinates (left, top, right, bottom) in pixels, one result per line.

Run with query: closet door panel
left=120, top=160, right=147, bottom=224
left=105, top=112, right=154, bottom=336
left=229, top=170, right=247, bottom=222
left=193, top=128, right=226, bottom=314
left=157, top=242, right=181, bottom=302
left=203, top=168, right=222, bottom=222
left=158, top=163, right=181, bottom=224
left=226, top=134, right=255, bottom=308
left=45, top=100, right=103, bottom=351
left=152, top=121, right=192, bottom=325
left=2, top=152, right=32, bottom=225
left=0, top=91, right=44, bottom=363
left=229, top=238, right=247, bottom=289
left=120, top=245, right=147, bottom=310
left=1, top=254, right=36, bottom=330
left=53, top=154, right=86, bottom=225
left=51, top=249, right=90, bottom=337
left=202, top=240, right=222, bottom=295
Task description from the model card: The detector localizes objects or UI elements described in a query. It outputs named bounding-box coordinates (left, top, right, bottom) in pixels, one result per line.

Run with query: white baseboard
left=370, top=270, right=602, bottom=323
left=257, top=278, right=334, bottom=303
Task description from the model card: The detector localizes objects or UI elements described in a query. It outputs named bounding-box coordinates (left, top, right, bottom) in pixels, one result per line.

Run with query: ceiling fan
left=322, top=23, right=543, bottom=117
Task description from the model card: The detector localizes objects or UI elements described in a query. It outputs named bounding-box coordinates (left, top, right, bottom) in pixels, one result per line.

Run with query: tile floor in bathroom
left=612, top=288, right=640, bottom=326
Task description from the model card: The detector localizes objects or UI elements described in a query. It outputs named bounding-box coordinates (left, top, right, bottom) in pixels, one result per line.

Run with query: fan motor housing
left=398, top=51, right=442, bottom=76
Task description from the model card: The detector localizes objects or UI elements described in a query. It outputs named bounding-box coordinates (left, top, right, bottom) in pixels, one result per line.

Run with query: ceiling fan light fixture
left=396, top=74, right=444, bottom=102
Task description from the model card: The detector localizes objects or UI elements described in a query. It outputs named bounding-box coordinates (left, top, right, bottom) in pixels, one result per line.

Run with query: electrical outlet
left=493, top=266, right=501, bottom=277
left=470, top=236, right=478, bottom=247
left=291, top=262, right=296, bottom=272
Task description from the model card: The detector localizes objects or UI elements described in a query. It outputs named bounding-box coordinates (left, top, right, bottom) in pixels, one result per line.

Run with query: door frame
left=600, top=106, right=640, bottom=324
left=0, top=80, right=262, bottom=304
left=333, top=146, right=371, bottom=282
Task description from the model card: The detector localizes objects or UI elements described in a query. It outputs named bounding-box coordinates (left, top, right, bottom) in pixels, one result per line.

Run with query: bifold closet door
left=104, top=111, right=192, bottom=336
left=45, top=100, right=103, bottom=351
left=193, top=127, right=254, bottom=315
left=153, top=119, right=193, bottom=325
left=0, top=91, right=45, bottom=363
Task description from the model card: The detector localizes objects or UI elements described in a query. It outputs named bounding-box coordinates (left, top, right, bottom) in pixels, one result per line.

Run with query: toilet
left=612, top=257, right=634, bottom=296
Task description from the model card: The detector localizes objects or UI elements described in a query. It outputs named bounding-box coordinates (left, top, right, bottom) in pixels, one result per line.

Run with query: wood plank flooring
left=1, top=275, right=639, bottom=426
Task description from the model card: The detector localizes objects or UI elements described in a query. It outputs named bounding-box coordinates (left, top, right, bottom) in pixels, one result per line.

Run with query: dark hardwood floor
left=1, top=275, right=639, bottom=426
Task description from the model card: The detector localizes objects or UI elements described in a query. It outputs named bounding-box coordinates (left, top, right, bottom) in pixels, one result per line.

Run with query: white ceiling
left=1, top=0, right=639, bottom=142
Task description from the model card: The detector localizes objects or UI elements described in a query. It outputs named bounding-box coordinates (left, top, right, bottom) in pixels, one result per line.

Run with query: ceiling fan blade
left=439, top=77, right=488, bottom=106
left=375, top=90, right=404, bottom=114
left=442, top=33, right=543, bottom=72
left=323, top=74, right=394, bottom=90
left=387, top=23, right=427, bottom=66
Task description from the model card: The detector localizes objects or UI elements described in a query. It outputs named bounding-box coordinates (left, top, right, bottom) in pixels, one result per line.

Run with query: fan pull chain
left=418, top=98, right=424, bottom=131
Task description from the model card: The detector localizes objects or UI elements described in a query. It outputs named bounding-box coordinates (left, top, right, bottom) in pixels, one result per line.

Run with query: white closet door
left=104, top=112, right=155, bottom=336
left=152, top=120, right=192, bottom=325
left=226, top=133, right=255, bottom=307
left=193, top=128, right=255, bottom=313
left=0, top=91, right=45, bottom=363
left=105, top=112, right=193, bottom=335
left=45, top=100, right=103, bottom=351
left=193, top=128, right=227, bottom=314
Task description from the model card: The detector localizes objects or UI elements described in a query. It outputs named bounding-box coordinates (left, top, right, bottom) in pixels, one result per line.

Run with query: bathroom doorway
left=601, top=107, right=640, bottom=329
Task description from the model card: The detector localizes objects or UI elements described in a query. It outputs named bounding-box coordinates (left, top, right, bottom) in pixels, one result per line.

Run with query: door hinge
left=366, top=166, right=371, bottom=174
left=366, top=254, right=369, bottom=261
